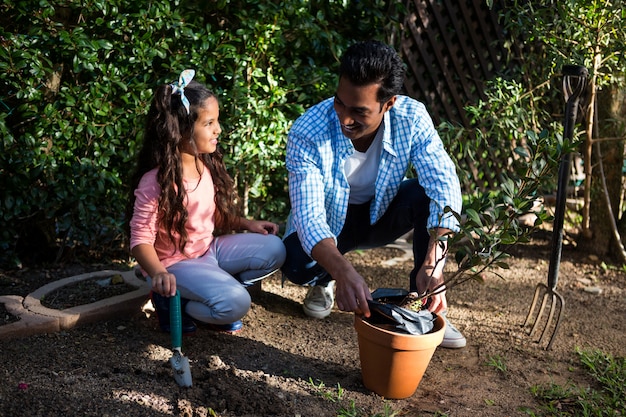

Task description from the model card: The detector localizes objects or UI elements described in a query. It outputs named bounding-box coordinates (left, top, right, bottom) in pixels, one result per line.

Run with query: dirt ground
left=1, top=233, right=625, bottom=417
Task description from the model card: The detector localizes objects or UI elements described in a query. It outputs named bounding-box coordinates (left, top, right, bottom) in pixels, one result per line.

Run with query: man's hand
left=415, top=228, right=452, bottom=315
left=334, top=266, right=372, bottom=317
left=415, top=265, right=447, bottom=314
left=311, top=238, right=373, bottom=317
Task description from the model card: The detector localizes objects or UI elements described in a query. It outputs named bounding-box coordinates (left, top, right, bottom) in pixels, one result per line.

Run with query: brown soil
left=0, top=235, right=625, bottom=417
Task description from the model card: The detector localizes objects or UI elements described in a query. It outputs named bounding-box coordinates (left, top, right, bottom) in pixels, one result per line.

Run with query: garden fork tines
left=523, top=65, right=588, bottom=350
left=524, top=281, right=566, bottom=350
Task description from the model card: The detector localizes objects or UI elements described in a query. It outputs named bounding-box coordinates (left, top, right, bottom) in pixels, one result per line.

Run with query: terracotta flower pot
left=354, top=313, right=445, bottom=399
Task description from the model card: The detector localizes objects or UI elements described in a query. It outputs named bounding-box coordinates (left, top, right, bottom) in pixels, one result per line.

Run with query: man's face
left=333, top=76, right=395, bottom=143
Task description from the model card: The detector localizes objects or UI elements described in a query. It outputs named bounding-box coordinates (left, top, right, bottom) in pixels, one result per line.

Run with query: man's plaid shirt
left=284, top=95, right=462, bottom=256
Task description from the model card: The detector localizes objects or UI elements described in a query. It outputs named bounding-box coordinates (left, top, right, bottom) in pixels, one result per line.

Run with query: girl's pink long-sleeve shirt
left=129, top=167, right=216, bottom=269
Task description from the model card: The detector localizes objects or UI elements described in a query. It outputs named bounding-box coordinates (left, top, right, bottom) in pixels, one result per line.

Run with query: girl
left=129, top=70, right=285, bottom=334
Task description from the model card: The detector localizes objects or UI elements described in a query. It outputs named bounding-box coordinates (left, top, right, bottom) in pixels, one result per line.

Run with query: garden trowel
left=170, top=290, right=192, bottom=387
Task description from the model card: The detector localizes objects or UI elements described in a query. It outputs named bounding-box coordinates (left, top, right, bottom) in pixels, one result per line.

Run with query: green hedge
left=0, top=0, right=394, bottom=267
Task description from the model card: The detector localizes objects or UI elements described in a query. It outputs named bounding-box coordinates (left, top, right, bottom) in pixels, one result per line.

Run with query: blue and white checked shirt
left=285, top=95, right=462, bottom=256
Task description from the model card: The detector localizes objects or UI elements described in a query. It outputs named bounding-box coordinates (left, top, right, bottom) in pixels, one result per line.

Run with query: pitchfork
left=523, top=65, right=588, bottom=350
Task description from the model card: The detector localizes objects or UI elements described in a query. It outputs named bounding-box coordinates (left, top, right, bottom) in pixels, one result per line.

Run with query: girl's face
left=188, top=96, right=221, bottom=155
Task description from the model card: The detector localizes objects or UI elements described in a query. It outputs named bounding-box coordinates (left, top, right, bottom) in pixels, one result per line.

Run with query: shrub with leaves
left=434, top=117, right=576, bottom=296
left=0, top=0, right=392, bottom=267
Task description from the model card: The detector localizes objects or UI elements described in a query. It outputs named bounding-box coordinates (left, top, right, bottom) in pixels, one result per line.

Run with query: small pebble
left=96, top=278, right=111, bottom=287
left=583, top=286, right=602, bottom=295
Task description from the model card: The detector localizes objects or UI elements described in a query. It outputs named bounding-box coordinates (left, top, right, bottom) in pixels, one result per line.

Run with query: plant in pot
left=355, top=100, right=577, bottom=398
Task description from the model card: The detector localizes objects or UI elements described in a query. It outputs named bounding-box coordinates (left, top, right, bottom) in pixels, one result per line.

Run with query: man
left=281, top=40, right=465, bottom=348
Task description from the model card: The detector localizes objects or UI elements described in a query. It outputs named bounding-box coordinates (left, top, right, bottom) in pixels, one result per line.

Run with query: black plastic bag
left=365, top=288, right=437, bottom=335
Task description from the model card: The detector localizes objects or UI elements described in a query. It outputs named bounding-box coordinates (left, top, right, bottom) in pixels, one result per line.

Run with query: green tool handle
left=170, top=290, right=182, bottom=349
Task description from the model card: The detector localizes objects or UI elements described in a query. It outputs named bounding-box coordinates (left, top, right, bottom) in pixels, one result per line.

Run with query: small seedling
left=308, top=377, right=343, bottom=402
left=337, top=401, right=398, bottom=417
left=370, top=403, right=398, bottom=417
left=529, top=348, right=625, bottom=416
left=486, top=354, right=508, bottom=375
left=337, top=400, right=359, bottom=417
left=399, top=292, right=423, bottom=311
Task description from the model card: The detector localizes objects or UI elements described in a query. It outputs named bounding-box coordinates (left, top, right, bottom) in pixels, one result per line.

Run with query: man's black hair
left=339, top=40, right=405, bottom=103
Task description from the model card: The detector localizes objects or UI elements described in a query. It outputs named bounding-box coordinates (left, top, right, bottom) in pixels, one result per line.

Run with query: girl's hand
left=151, top=271, right=177, bottom=297
left=242, top=219, right=279, bottom=235
left=131, top=244, right=176, bottom=297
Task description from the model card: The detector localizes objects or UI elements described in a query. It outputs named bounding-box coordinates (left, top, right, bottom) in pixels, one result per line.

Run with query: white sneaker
left=303, top=281, right=335, bottom=319
left=440, top=315, right=466, bottom=349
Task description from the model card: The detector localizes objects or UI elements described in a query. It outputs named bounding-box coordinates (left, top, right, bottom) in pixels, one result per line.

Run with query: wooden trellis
left=399, top=0, right=508, bottom=127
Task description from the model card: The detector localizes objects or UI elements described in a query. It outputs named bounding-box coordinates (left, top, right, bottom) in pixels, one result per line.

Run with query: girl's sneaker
left=206, top=320, right=243, bottom=334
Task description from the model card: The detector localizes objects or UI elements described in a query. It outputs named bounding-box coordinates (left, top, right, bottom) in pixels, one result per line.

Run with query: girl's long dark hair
left=128, top=80, right=239, bottom=256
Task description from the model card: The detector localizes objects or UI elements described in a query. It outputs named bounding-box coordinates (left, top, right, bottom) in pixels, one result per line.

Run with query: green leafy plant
left=497, top=0, right=626, bottom=261
left=3, top=0, right=622, bottom=282
left=425, top=124, right=568, bottom=300
left=0, top=0, right=196, bottom=265
left=0, top=0, right=393, bottom=266
left=430, top=0, right=626, bottom=290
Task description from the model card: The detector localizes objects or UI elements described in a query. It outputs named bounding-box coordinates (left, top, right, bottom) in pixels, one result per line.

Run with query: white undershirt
left=345, top=125, right=384, bottom=204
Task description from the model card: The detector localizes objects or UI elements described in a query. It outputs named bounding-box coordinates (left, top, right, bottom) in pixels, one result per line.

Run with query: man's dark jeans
left=281, top=178, right=430, bottom=292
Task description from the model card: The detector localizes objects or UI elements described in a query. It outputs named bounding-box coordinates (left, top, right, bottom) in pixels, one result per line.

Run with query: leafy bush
left=0, top=0, right=392, bottom=267
left=3, top=0, right=594, bottom=274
